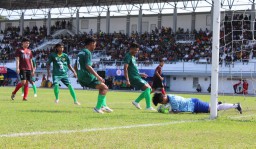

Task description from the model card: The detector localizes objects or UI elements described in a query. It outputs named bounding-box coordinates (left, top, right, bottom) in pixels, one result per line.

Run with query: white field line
left=0, top=114, right=254, bottom=138
left=0, top=120, right=205, bottom=138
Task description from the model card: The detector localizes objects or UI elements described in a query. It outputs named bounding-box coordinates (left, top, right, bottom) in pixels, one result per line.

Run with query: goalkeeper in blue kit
left=153, top=93, right=242, bottom=114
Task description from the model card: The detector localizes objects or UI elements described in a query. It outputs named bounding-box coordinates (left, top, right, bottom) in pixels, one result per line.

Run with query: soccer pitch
left=0, top=87, right=255, bottom=148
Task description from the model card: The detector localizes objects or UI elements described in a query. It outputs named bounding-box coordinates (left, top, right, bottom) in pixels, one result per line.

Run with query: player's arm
left=68, top=64, right=77, bottom=78
left=139, top=73, right=148, bottom=78
left=15, top=57, right=20, bottom=74
left=124, top=64, right=130, bottom=86
left=85, top=65, right=104, bottom=83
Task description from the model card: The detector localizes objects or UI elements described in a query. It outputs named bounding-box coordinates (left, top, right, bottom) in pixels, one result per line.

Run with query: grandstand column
left=19, top=12, right=24, bottom=36
left=47, top=10, right=51, bottom=36
left=191, top=11, right=196, bottom=32
left=158, top=13, right=162, bottom=29
left=126, top=14, right=130, bottom=36
left=138, top=6, right=142, bottom=35
left=97, top=15, right=101, bottom=33
left=251, top=1, right=255, bottom=38
left=76, top=9, right=79, bottom=35
left=106, top=7, right=110, bottom=34
left=173, top=4, right=177, bottom=33
left=210, top=0, right=221, bottom=119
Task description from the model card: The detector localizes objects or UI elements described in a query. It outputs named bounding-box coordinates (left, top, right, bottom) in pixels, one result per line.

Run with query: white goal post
left=210, top=0, right=221, bottom=119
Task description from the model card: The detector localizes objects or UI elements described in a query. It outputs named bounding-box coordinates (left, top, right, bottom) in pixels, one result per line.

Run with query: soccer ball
left=157, top=104, right=170, bottom=114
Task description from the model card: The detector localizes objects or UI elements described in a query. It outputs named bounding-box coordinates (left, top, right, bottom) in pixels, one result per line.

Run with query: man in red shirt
left=11, top=38, right=35, bottom=101
left=151, top=59, right=166, bottom=94
left=242, top=80, right=248, bottom=94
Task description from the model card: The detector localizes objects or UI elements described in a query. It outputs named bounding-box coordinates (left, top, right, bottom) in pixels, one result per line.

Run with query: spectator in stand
left=207, top=84, right=211, bottom=93
left=196, top=84, right=202, bottom=93
left=0, top=73, right=4, bottom=86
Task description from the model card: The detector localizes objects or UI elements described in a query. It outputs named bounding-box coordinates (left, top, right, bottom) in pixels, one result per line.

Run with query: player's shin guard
left=96, top=94, right=105, bottom=109
left=144, top=88, right=152, bottom=108
left=135, top=92, right=145, bottom=103
left=23, top=82, right=29, bottom=99
left=54, top=84, right=59, bottom=100
left=101, top=95, right=107, bottom=107
left=32, top=84, right=37, bottom=94
left=12, top=83, right=23, bottom=94
left=68, top=84, right=77, bottom=102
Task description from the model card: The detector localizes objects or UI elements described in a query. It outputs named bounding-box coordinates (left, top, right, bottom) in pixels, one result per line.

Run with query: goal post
left=210, top=0, right=221, bottom=119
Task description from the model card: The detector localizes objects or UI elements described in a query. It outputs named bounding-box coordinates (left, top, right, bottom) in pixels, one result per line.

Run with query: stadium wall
left=0, top=12, right=213, bottom=33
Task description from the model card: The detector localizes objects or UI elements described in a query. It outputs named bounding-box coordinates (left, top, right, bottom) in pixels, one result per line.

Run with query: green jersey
left=76, top=48, right=95, bottom=81
left=47, top=52, right=70, bottom=76
left=123, top=53, right=140, bottom=79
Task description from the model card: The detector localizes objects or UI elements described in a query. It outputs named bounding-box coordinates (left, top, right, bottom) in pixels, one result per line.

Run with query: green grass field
left=0, top=87, right=256, bottom=148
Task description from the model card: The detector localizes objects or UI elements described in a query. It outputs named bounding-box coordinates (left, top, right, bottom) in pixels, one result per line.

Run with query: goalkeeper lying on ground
left=152, top=93, right=242, bottom=114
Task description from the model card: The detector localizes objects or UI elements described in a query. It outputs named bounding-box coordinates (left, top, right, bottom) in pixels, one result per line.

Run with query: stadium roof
left=0, top=0, right=254, bottom=20
left=0, top=0, right=203, bottom=10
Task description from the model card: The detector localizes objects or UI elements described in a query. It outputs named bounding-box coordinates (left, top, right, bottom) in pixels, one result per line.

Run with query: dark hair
left=21, top=38, right=30, bottom=43
left=159, top=58, right=164, bottom=63
left=152, top=93, right=164, bottom=106
left=130, top=43, right=140, bottom=49
left=84, top=37, right=96, bottom=46
left=54, top=43, right=64, bottom=49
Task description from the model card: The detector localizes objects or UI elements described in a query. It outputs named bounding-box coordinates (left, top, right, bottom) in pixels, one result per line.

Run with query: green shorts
left=53, top=75, right=70, bottom=86
left=130, top=77, right=147, bottom=89
left=78, top=77, right=101, bottom=88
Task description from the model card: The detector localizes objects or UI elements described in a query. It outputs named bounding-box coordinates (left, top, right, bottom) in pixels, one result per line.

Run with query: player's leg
left=94, top=82, right=112, bottom=113
left=132, top=78, right=155, bottom=110
left=61, top=77, right=79, bottom=105
left=52, top=76, right=60, bottom=103
left=217, top=102, right=242, bottom=114
left=141, top=85, right=155, bottom=110
left=192, top=98, right=210, bottom=113
left=99, top=83, right=113, bottom=113
left=23, top=70, right=32, bottom=101
left=11, top=71, right=26, bottom=100
left=30, top=78, right=37, bottom=97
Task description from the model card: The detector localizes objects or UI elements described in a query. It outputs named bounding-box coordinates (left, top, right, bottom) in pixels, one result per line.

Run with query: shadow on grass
left=20, top=110, right=73, bottom=113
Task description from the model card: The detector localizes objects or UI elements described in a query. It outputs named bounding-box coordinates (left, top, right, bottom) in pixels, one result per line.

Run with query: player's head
left=21, top=38, right=30, bottom=48
left=159, top=59, right=164, bottom=67
left=55, top=43, right=64, bottom=53
left=153, top=92, right=165, bottom=106
left=84, top=37, right=96, bottom=51
left=129, top=43, right=140, bottom=56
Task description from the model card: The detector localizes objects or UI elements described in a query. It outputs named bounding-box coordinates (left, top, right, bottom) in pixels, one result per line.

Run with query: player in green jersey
left=47, top=43, right=80, bottom=105
left=124, top=43, right=156, bottom=111
left=75, top=38, right=113, bottom=114
left=21, top=58, right=37, bottom=97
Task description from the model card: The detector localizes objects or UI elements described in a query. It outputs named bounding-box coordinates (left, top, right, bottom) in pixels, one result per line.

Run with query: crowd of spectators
left=1, top=13, right=256, bottom=67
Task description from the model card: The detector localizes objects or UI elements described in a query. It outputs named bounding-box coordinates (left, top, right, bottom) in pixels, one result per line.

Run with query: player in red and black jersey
left=11, top=38, right=35, bottom=101
left=152, top=59, right=166, bottom=94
